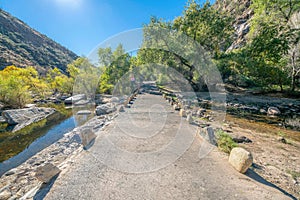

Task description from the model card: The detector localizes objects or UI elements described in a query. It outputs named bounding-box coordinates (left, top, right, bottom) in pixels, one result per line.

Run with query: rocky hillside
left=214, top=0, right=253, bottom=51
left=0, top=9, right=78, bottom=73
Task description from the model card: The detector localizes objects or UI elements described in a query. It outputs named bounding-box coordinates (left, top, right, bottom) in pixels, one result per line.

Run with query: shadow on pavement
left=246, top=169, right=297, bottom=200
left=33, top=174, right=59, bottom=200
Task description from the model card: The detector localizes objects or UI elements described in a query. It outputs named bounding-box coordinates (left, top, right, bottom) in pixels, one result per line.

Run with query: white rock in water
left=77, top=110, right=92, bottom=115
left=2, top=107, right=55, bottom=125
left=229, top=147, right=253, bottom=173
left=74, top=100, right=90, bottom=106
left=267, top=107, right=281, bottom=116
left=64, top=94, right=86, bottom=104
left=110, top=97, right=120, bottom=103
left=95, top=103, right=116, bottom=116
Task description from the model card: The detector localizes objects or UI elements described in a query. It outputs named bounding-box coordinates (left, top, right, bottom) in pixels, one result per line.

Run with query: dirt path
left=44, top=93, right=292, bottom=200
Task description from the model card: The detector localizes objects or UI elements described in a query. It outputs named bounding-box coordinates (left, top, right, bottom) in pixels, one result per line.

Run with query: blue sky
left=0, top=0, right=213, bottom=56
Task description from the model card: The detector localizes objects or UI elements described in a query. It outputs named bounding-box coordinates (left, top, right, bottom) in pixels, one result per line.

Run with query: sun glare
left=53, top=0, right=83, bottom=9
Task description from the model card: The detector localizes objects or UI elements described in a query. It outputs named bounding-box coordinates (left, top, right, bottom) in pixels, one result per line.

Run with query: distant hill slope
left=0, top=9, right=78, bottom=73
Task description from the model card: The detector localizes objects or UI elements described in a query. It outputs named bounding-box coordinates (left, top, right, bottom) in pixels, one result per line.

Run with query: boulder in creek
left=110, top=97, right=120, bottom=103
left=229, top=147, right=253, bottom=173
left=267, top=107, right=281, bottom=116
left=95, top=103, right=116, bottom=116
left=64, top=94, right=86, bottom=104
left=2, top=107, right=56, bottom=132
left=259, top=109, right=267, bottom=114
left=74, top=99, right=90, bottom=106
left=77, top=110, right=93, bottom=115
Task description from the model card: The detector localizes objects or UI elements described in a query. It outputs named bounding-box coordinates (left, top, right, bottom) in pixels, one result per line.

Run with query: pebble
left=0, top=190, right=11, bottom=199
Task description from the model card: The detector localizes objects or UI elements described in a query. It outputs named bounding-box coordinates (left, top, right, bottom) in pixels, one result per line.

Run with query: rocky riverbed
left=159, top=85, right=300, bottom=199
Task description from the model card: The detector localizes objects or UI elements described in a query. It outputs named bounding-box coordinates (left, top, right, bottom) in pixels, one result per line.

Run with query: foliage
left=173, top=0, right=234, bottom=57
left=248, top=0, right=300, bottom=91
left=39, top=103, right=72, bottom=117
left=216, top=130, right=238, bottom=154
left=46, top=67, right=73, bottom=95
left=67, top=57, right=100, bottom=97
left=286, top=169, right=300, bottom=180
left=98, top=44, right=132, bottom=94
left=0, top=66, right=47, bottom=108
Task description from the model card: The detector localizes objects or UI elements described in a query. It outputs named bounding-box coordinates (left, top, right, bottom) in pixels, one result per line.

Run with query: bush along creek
left=0, top=104, right=74, bottom=165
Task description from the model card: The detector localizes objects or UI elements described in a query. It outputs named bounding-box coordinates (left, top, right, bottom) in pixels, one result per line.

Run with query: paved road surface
left=44, top=93, right=291, bottom=200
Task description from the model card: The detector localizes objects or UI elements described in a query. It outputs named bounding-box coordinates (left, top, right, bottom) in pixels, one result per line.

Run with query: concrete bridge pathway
left=44, top=92, right=291, bottom=200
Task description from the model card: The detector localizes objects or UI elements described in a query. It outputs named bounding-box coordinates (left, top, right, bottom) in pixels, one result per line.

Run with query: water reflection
left=0, top=114, right=76, bottom=176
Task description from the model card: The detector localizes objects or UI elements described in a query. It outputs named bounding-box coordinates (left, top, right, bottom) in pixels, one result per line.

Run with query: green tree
left=173, top=0, right=234, bottom=57
left=46, top=67, right=73, bottom=95
left=249, top=0, right=300, bottom=91
left=98, top=44, right=132, bottom=94
left=67, top=57, right=100, bottom=97
left=0, top=66, right=44, bottom=108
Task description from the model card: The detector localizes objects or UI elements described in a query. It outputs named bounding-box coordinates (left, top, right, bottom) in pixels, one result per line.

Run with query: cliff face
left=214, top=0, right=253, bottom=51
left=0, top=9, right=78, bottom=72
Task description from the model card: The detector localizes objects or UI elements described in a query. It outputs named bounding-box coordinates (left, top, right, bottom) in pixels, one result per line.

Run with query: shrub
left=216, top=130, right=238, bottom=154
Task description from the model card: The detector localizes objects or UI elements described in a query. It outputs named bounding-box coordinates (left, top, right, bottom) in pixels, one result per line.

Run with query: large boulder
left=2, top=107, right=56, bottom=125
left=110, top=97, right=120, bottom=103
left=95, top=103, right=116, bottom=116
left=267, top=107, right=281, bottom=116
left=229, top=147, right=253, bottom=173
left=35, top=163, right=61, bottom=183
left=76, top=110, right=93, bottom=115
left=80, top=127, right=97, bottom=150
left=64, top=94, right=86, bottom=104
left=74, top=99, right=90, bottom=106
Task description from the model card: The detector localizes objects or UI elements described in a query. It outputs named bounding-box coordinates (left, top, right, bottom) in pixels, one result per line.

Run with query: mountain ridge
left=0, top=9, right=78, bottom=73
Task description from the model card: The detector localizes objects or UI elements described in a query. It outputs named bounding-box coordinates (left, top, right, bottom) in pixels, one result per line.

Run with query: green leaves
left=174, top=1, right=234, bottom=57
left=249, top=0, right=300, bottom=90
left=98, top=44, right=131, bottom=94
left=0, top=66, right=36, bottom=108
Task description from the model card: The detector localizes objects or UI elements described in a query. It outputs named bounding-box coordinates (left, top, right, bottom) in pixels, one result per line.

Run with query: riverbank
left=0, top=113, right=117, bottom=199
left=159, top=85, right=300, bottom=199
left=0, top=104, right=72, bottom=163
left=224, top=115, right=300, bottom=198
